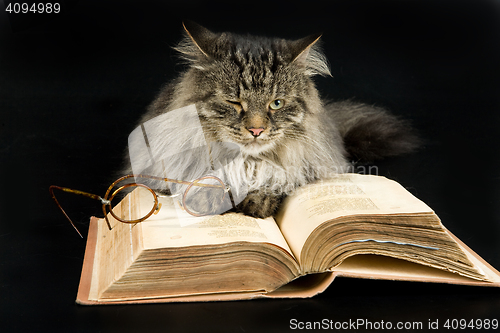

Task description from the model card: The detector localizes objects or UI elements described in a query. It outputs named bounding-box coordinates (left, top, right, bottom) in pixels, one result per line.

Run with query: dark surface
left=1, top=0, right=500, bottom=332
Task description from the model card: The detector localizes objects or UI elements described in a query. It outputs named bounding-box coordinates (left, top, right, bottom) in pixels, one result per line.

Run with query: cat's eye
left=226, top=100, right=243, bottom=111
left=269, top=99, right=284, bottom=110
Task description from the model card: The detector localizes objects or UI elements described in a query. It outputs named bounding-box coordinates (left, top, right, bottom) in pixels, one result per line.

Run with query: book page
left=275, top=174, right=435, bottom=262
left=124, top=188, right=293, bottom=256
left=334, top=254, right=479, bottom=282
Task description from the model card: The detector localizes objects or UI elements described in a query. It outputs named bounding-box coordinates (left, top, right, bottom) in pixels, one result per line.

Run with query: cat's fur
left=125, top=21, right=419, bottom=218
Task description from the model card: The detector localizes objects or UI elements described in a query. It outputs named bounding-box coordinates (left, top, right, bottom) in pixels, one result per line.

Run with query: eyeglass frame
left=49, top=174, right=236, bottom=238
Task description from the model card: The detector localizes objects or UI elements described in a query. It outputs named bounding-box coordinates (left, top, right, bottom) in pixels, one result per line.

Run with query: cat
left=124, top=21, right=419, bottom=219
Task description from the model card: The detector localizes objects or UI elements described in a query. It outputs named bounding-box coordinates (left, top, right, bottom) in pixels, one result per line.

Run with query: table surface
left=1, top=1, right=500, bottom=332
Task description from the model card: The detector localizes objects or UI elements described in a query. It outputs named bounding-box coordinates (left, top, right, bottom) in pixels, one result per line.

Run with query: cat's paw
left=236, top=191, right=283, bottom=219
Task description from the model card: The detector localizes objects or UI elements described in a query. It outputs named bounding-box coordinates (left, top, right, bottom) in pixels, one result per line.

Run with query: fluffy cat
left=125, top=21, right=419, bottom=219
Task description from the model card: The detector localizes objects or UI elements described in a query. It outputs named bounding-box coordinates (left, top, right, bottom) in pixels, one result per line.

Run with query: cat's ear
left=182, top=20, right=217, bottom=58
left=290, top=34, right=331, bottom=77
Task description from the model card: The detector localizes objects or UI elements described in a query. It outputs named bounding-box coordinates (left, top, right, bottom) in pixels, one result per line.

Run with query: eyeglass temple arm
left=225, top=187, right=237, bottom=209
left=49, top=185, right=109, bottom=238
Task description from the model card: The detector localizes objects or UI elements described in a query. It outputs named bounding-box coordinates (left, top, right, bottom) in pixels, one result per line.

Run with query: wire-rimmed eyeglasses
left=49, top=174, right=236, bottom=238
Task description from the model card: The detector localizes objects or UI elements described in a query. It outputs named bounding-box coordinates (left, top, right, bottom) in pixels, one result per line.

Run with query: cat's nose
left=247, top=127, right=265, bottom=137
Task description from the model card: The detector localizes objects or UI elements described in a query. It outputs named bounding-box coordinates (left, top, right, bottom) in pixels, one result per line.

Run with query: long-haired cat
left=125, top=21, right=419, bottom=219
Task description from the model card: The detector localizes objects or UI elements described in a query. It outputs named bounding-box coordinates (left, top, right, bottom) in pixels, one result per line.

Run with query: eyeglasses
left=49, top=174, right=236, bottom=238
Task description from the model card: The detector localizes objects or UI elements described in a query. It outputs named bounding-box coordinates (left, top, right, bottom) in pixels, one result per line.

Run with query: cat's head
left=175, top=21, right=331, bottom=156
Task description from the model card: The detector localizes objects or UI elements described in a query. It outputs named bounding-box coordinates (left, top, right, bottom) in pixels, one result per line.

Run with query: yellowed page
left=335, top=255, right=477, bottom=281
left=275, top=174, right=435, bottom=262
left=334, top=254, right=500, bottom=285
left=127, top=188, right=293, bottom=256
left=88, top=203, right=137, bottom=301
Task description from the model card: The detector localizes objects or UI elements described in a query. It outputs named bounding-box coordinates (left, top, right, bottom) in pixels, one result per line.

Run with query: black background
left=1, top=0, right=500, bottom=332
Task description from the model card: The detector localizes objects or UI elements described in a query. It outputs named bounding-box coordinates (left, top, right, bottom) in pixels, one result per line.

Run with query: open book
left=76, top=174, right=500, bottom=304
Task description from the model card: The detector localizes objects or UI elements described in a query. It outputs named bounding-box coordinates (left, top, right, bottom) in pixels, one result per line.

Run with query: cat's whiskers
left=285, top=132, right=330, bottom=154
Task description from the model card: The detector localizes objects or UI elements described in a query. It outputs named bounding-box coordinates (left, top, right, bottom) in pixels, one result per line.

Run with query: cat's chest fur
left=212, top=130, right=349, bottom=197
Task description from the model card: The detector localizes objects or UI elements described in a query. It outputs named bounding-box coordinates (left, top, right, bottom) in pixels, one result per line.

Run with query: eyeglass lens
left=183, top=177, right=230, bottom=216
